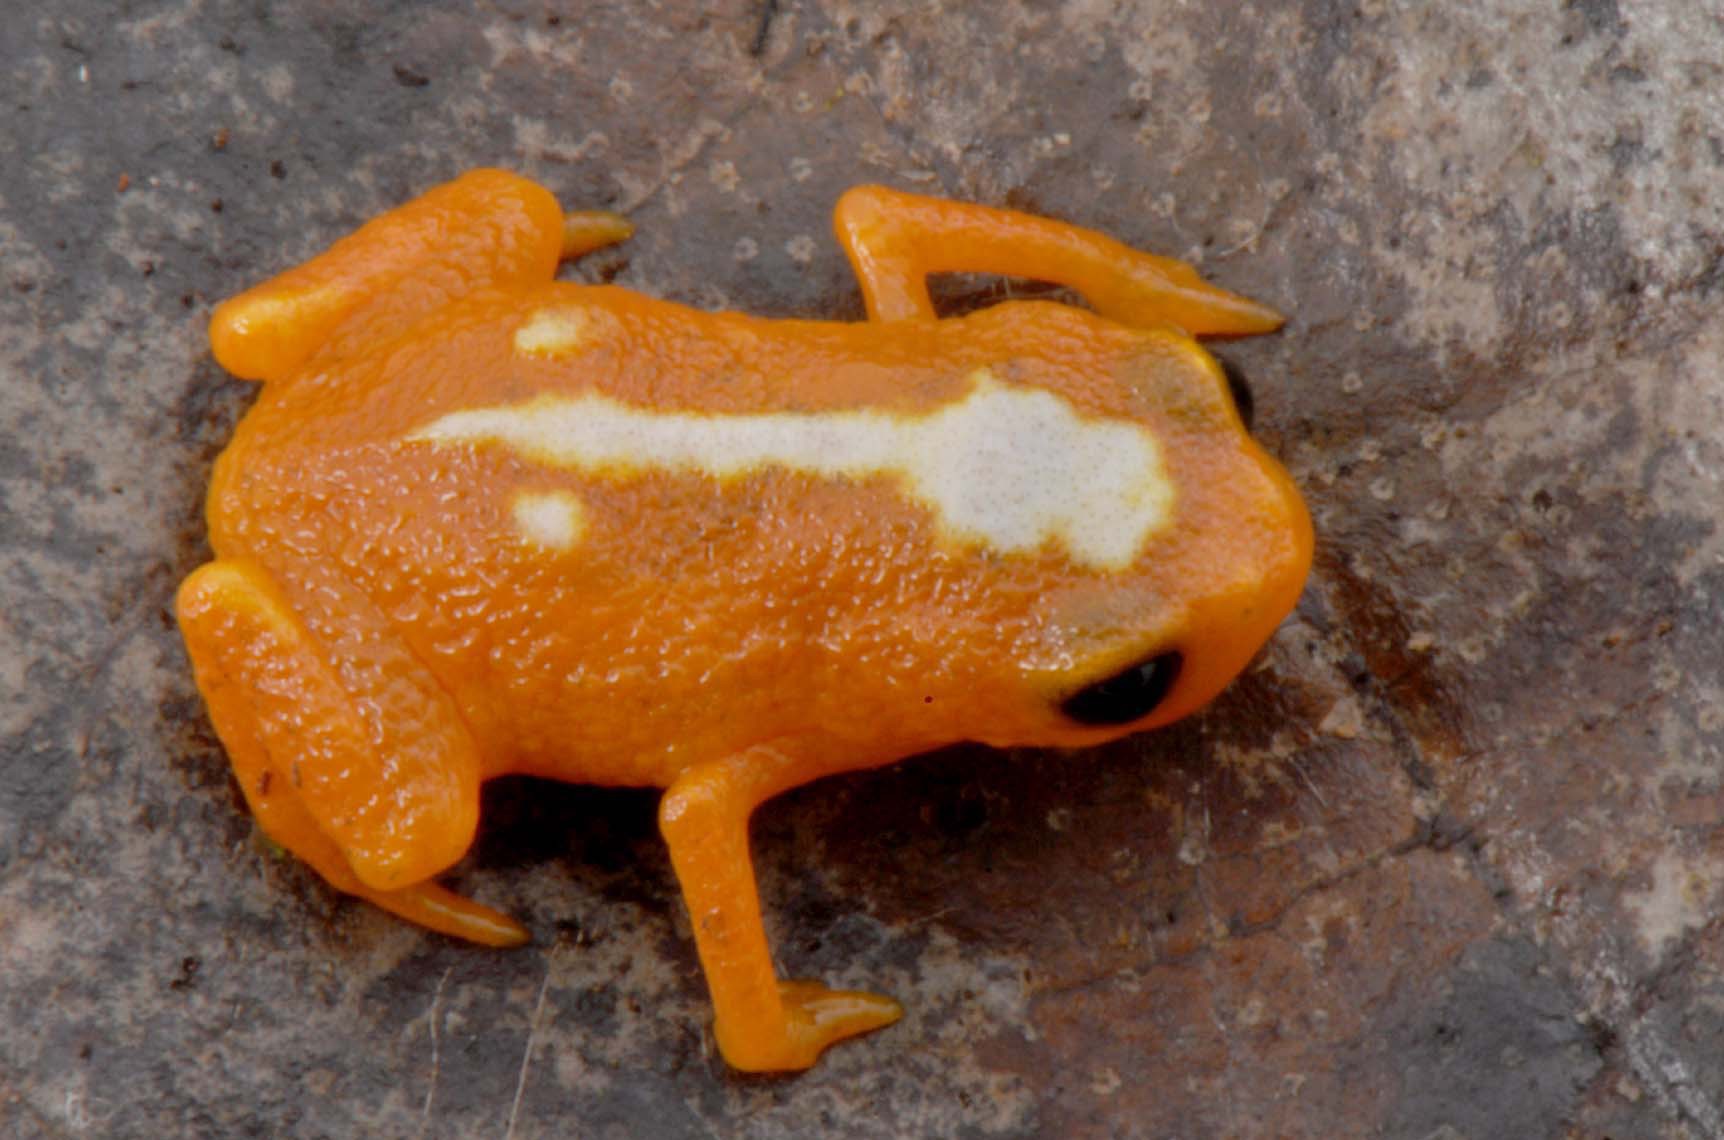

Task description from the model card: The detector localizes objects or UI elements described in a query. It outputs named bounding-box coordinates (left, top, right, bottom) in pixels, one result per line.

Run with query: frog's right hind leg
left=176, top=560, right=527, bottom=948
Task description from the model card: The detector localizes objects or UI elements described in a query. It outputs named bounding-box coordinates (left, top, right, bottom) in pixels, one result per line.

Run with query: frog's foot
left=560, top=210, right=634, bottom=261
left=717, top=980, right=903, bottom=1074
left=177, top=560, right=524, bottom=947
left=833, top=182, right=1281, bottom=335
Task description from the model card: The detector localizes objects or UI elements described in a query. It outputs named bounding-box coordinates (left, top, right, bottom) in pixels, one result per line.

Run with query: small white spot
left=261, top=64, right=295, bottom=103
left=708, top=160, right=740, bottom=193
left=412, top=373, right=1176, bottom=570
left=1319, top=695, right=1364, bottom=739
left=513, top=307, right=592, bottom=357
left=1629, top=852, right=1724, bottom=964
left=511, top=491, right=585, bottom=551
left=785, top=235, right=817, bottom=264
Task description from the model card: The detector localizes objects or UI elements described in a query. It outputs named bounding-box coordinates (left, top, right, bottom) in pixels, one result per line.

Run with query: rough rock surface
left=4, top=2, right=1723, bottom=1136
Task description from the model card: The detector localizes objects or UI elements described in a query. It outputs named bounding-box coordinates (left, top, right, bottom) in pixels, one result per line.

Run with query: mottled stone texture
left=3, top=1, right=1722, bottom=1136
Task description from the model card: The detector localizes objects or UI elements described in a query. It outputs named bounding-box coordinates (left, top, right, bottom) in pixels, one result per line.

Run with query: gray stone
left=4, top=1, right=1722, bottom=1136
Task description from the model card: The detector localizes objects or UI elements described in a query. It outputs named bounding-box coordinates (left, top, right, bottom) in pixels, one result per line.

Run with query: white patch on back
left=513, top=307, right=591, bottom=356
left=510, top=490, right=586, bottom=550
left=412, top=372, right=1175, bottom=570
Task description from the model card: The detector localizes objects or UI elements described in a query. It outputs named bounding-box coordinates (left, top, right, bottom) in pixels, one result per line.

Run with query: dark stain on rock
left=1384, top=939, right=1603, bottom=1139
left=1562, top=0, right=1626, bottom=41
left=0, top=709, right=81, bottom=867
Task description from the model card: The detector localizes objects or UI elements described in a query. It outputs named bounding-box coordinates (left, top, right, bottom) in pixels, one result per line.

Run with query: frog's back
left=207, top=287, right=1159, bottom=786
left=213, top=280, right=1161, bottom=569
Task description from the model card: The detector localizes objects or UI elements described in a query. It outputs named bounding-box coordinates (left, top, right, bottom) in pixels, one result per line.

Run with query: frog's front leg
left=176, top=561, right=527, bottom=947
left=659, top=748, right=903, bottom=1071
left=833, top=183, right=1281, bottom=335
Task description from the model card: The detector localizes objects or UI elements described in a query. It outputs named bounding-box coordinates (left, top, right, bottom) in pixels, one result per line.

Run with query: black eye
left=1060, top=651, right=1183, bottom=726
left=1213, top=354, right=1255, bottom=432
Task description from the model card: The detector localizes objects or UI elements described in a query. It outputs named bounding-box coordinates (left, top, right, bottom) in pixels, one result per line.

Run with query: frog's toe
left=560, top=210, right=634, bottom=260
left=782, top=979, right=904, bottom=1041
left=719, top=980, right=902, bottom=1072
left=364, top=879, right=530, bottom=948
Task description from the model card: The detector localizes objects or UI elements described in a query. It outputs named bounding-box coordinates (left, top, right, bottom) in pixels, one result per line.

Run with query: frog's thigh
left=659, top=750, right=902, bottom=1071
left=176, top=561, right=525, bottom=947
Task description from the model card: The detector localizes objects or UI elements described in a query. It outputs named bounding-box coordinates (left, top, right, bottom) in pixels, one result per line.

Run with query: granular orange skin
left=176, top=170, right=1313, bottom=1072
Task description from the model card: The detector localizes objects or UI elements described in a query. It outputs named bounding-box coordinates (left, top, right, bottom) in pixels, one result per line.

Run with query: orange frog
left=177, top=170, right=1312, bottom=1071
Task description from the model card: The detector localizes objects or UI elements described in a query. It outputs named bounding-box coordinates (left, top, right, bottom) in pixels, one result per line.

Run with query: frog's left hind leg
left=832, top=183, right=1281, bottom=335
left=211, top=170, right=630, bottom=384
left=659, top=748, right=903, bottom=1071
left=176, top=560, right=527, bottom=947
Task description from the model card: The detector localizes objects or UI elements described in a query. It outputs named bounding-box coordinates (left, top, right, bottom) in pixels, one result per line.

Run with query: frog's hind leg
left=176, top=560, right=527, bottom=948
left=210, top=169, right=623, bottom=384
left=832, top=183, right=1282, bottom=335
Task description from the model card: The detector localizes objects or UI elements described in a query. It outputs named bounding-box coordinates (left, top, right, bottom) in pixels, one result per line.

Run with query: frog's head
left=961, top=334, right=1313, bottom=750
